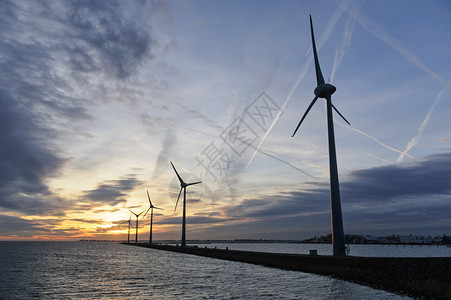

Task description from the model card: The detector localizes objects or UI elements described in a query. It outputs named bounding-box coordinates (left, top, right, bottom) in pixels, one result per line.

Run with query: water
left=0, top=242, right=418, bottom=299
left=191, top=242, right=451, bottom=257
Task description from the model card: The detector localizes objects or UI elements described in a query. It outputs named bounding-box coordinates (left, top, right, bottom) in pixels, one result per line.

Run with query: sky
left=1, top=0, right=450, bottom=241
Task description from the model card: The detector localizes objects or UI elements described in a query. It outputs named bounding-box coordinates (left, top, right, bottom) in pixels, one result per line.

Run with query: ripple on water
left=0, top=242, right=413, bottom=299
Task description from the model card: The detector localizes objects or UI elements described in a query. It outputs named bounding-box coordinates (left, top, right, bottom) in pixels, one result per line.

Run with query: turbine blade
left=170, top=161, right=185, bottom=185
left=331, top=102, right=350, bottom=125
left=186, top=181, right=201, bottom=187
left=129, top=209, right=138, bottom=217
left=292, top=96, right=319, bottom=137
left=142, top=207, right=151, bottom=219
left=154, top=207, right=164, bottom=210
left=174, top=187, right=183, bottom=212
left=310, top=15, right=325, bottom=86
left=147, top=190, right=154, bottom=206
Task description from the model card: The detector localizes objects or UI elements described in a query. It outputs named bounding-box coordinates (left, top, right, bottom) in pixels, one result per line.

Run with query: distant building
left=363, top=235, right=381, bottom=243
left=399, top=235, right=433, bottom=244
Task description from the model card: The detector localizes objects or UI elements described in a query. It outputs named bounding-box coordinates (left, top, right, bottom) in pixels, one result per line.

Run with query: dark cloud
left=0, top=214, right=51, bottom=237
left=159, top=215, right=231, bottom=225
left=82, top=175, right=144, bottom=206
left=343, top=152, right=451, bottom=202
left=0, top=92, right=62, bottom=210
left=62, top=0, right=156, bottom=78
left=0, top=94, right=69, bottom=214
left=0, top=1, right=164, bottom=217
left=222, top=152, right=451, bottom=237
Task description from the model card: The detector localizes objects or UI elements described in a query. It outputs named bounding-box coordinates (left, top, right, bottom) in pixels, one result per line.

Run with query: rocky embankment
left=124, top=243, right=451, bottom=299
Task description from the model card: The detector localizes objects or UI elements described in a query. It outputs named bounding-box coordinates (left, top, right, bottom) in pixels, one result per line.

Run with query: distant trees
left=302, top=234, right=451, bottom=245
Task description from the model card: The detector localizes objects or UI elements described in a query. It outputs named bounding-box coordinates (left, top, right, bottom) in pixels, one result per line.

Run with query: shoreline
left=124, top=243, right=451, bottom=300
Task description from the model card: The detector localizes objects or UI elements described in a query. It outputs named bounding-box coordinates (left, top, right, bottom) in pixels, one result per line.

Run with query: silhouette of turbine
left=292, top=15, right=350, bottom=257
left=121, top=215, right=134, bottom=244
left=170, top=161, right=201, bottom=247
left=129, top=209, right=145, bottom=244
left=142, top=190, right=163, bottom=244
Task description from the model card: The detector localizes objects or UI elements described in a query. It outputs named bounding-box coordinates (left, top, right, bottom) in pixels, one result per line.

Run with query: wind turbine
left=170, top=161, right=201, bottom=247
left=129, top=209, right=145, bottom=244
left=292, top=15, right=350, bottom=257
left=121, top=215, right=134, bottom=244
left=142, top=190, right=163, bottom=244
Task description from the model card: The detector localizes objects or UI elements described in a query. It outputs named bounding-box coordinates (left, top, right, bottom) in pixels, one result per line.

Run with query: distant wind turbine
left=121, top=215, right=134, bottom=244
left=292, top=15, right=350, bottom=257
left=142, top=190, right=163, bottom=244
left=170, top=161, right=201, bottom=247
left=129, top=209, right=145, bottom=244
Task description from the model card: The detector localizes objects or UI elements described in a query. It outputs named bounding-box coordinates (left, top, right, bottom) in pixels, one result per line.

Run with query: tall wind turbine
left=129, top=209, right=145, bottom=244
left=292, top=15, right=350, bottom=257
left=142, top=190, right=163, bottom=244
left=170, top=161, right=201, bottom=247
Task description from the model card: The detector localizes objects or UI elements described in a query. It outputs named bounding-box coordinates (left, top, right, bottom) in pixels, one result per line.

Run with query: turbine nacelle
left=314, top=83, right=336, bottom=98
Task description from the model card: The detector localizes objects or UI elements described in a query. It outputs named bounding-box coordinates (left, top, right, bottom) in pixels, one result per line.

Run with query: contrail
left=176, top=100, right=224, bottom=132
left=240, top=137, right=320, bottom=180
left=335, top=4, right=449, bottom=164
left=347, top=5, right=446, bottom=86
left=246, top=0, right=353, bottom=168
left=397, top=81, right=450, bottom=163
left=172, top=104, right=319, bottom=181
left=368, top=153, right=392, bottom=165
left=246, top=49, right=311, bottom=168
left=330, top=2, right=359, bottom=83
left=335, top=121, right=415, bottom=159
left=254, top=147, right=320, bottom=181
left=233, top=136, right=321, bottom=182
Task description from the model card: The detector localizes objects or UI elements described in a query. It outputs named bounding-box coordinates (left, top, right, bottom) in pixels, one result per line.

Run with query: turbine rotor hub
left=314, top=83, right=336, bottom=98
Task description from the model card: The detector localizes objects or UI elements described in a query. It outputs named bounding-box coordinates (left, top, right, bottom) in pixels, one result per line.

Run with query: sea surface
left=2, top=241, right=441, bottom=299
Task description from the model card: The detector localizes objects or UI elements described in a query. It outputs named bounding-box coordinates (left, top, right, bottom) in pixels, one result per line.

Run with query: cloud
left=0, top=214, right=51, bottom=237
left=82, top=175, right=144, bottom=206
left=0, top=91, right=64, bottom=214
left=62, top=0, right=156, bottom=79
left=152, top=130, right=177, bottom=180
left=345, top=152, right=451, bottom=201
left=0, top=1, right=165, bottom=217
left=158, top=215, right=234, bottom=226
left=222, top=152, right=451, bottom=236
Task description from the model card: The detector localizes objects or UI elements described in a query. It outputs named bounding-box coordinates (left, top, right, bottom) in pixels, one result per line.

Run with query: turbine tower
left=292, top=15, right=350, bottom=257
left=143, top=190, right=163, bottom=244
left=129, top=209, right=145, bottom=244
left=127, top=215, right=132, bottom=244
left=170, top=161, right=201, bottom=247
left=121, top=215, right=133, bottom=244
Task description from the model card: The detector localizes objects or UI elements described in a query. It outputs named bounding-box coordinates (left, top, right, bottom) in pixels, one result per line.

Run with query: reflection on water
left=0, top=242, right=413, bottom=299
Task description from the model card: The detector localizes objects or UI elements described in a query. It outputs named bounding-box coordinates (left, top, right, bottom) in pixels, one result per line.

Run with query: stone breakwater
left=124, top=243, right=451, bottom=300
